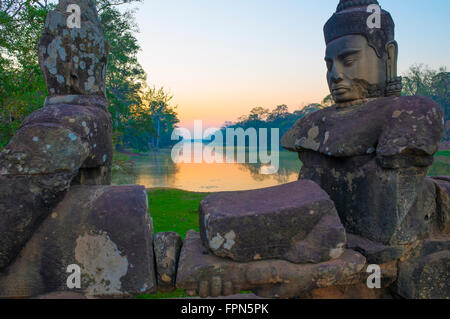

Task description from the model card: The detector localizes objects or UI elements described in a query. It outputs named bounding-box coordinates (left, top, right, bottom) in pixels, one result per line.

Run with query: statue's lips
left=332, top=87, right=350, bottom=95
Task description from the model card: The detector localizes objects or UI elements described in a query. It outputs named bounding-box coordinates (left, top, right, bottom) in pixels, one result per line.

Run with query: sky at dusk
left=132, top=0, right=450, bottom=131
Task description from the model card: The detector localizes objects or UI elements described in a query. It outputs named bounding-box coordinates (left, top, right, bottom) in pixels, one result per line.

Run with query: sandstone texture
left=154, top=232, right=183, bottom=292
left=0, top=97, right=112, bottom=270
left=199, top=180, right=346, bottom=264
left=282, top=96, right=444, bottom=245
left=176, top=230, right=366, bottom=299
left=282, top=96, right=443, bottom=163
left=396, top=250, right=449, bottom=299
left=0, top=185, right=156, bottom=298
left=429, top=177, right=450, bottom=236
left=347, top=233, right=405, bottom=264
left=38, top=0, right=109, bottom=96
left=0, top=0, right=113, bottom=271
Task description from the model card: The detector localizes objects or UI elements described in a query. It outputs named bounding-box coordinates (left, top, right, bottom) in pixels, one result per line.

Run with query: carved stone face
left=325, top=35, right=387, bottom=103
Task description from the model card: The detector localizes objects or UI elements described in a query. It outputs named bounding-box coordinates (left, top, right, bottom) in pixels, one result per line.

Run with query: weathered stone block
left=176, top=231, right=366, bottom=299
left=154, top=232, right=183, bottom=293
left=419, top=239, right=450, bottom=257
left=0, top=97, right=113, bottom=270
left=299, top=283, right=394, bottom=299
left=0, top=0, right=115, bottom=280
left=0, top=185, right=156, bottom=298
left=199, top=180, right=346, bottom=264
left=0, top=101, right=112, bottom=176
left=395, top=250, right=449, bottom=299
left=0, top=173, right=73, bottom=270
left=347, top=233, right=405, bottom=264
left=429, top=177, right=450, bottom=235
left=334, top=260, right=398, bottom=290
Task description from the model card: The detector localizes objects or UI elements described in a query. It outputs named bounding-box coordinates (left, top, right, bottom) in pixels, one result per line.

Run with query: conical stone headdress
left=323, top=0, right=395, bottom=58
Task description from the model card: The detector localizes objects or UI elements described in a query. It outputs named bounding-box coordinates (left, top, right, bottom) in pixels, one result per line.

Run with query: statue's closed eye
left=343, top=57, right=355, bottom=67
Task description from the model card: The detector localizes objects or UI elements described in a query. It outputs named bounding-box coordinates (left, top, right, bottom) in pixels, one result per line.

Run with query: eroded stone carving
left=38, top=0, right=109, bottom=96
left=0, top=0, right=156, bottom=299
left=0, top=0, right=112, bottom=272
left=154, top=232, right=183, bottom=292
left=176, top=231, right=366, bottom=299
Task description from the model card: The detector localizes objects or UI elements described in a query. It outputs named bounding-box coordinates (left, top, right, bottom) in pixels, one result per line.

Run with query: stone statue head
left=323, top=0, right=402, bottom=105
left=38, top=0, right=109, bottom=98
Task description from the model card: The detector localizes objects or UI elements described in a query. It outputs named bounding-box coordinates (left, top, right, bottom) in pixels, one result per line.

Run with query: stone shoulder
left=281, top=96, right=443, bottom=161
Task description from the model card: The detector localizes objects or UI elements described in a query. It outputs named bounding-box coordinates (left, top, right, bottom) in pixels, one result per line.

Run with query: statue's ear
left=386, top=40, right=398, bottom=81
left=385, top=40, right=403, bottom=97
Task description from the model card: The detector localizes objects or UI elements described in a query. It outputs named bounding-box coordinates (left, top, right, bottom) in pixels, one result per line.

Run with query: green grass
left=429, top=151, right=450, bottom=176
left=140, top=189, right=252, bottom=299
left=436, top=150, right=450, bottom=157
left=147, top=188, right=209, bottom=239
left=137, top=289, right=190, bottom=299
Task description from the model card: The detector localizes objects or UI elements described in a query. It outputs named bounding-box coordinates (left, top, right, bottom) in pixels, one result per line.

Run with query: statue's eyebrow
left=325, top=48, right=361, bottom=61
left=337, top=48, right=361, bottom=60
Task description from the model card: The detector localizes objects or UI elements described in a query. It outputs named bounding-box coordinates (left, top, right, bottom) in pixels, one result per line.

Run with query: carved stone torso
left=282, top=96, right=443, bottom=165
left=282, top=96, right=444, bottom=244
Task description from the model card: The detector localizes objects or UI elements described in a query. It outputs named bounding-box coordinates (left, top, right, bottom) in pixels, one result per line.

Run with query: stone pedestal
left=395, top=239, right=449, bottom=299
left=298, top=151, right=437, bottom=245
left=176, top=230, right=366, bottom=299
left=0, top=185, right=156, bottom=298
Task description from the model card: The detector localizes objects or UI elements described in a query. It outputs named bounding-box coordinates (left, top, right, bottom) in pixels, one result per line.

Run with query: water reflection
left=112, top=144, right=300, bottom=192
left=112, top=145, right=449, bottom=192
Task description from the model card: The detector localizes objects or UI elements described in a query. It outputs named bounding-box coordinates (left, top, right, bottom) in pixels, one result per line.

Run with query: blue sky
left=131, top=0, right=450, bottom=129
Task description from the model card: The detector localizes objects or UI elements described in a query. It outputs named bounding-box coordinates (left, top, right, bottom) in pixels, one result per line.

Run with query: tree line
left=0, top=0, right=179, bottom=152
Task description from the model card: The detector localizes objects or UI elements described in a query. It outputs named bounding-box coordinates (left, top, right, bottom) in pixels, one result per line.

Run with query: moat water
left=112, top=144, right=450, bottom=192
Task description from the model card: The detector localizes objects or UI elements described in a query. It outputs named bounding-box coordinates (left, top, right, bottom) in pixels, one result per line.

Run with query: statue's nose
left=330, top=69, right=344, bottom=84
